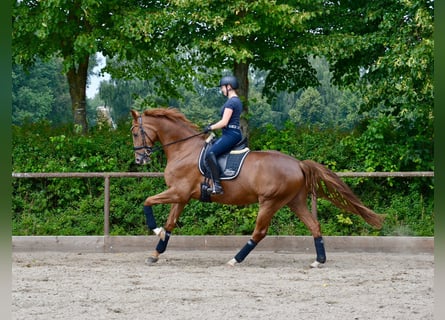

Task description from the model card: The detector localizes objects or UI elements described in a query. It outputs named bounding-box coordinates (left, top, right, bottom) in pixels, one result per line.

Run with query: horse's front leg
left=145, top=202, right=186, bottom=265
left=142, top=187, right=188, bottom=231
left=140, top=187, right=189, bottom=264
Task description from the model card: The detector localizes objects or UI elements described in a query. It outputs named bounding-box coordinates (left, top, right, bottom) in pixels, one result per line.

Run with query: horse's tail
left=299, top=160, right=385, bottom=229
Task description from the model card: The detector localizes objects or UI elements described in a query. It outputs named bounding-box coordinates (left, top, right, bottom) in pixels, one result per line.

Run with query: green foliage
left=12, top=121, right=433, bottom=237
left=286, top=56, right=364, bottom=131
left=13, top=0, right=169, bottom=132
left=13, top=0, right=104, bottom=131
left=318, top=0, right=434, bottom=175
left=13, top=0, right=433, bottom=145
left=12, top=59, right=72, bottom=125
left=12, top=0, right=433, bottom=237
left=100, top=0, right=323, bottom=105
left=341, top=114, right=434, bottom=173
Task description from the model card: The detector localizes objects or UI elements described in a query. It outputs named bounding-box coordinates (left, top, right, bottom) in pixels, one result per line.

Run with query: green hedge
left=12, top=121, right=434, bottom=236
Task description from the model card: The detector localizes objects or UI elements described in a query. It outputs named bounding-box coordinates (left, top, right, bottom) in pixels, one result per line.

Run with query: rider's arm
left=210, top=108, right=233, bottom=130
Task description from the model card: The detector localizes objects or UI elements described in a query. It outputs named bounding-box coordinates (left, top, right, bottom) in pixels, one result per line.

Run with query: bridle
left=131, top=115, right=206, bottom=164
left=131, top=116, right=156, bottom=164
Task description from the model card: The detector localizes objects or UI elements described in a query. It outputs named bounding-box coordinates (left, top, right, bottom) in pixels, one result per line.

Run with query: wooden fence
left=12, top=171, right=434, bottom=236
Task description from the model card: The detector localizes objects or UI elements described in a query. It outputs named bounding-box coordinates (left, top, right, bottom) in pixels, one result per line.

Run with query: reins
left=157, top=131, right=207, bottom=150
left=132, top=115, right=207, bottom=158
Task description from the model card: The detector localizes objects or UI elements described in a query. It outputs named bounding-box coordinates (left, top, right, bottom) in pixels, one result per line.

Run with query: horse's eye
left=133, top=133, right=138, bottom=138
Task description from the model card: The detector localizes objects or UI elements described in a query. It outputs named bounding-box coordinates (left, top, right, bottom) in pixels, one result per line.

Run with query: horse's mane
left=143, top=108, right=199, bottom=131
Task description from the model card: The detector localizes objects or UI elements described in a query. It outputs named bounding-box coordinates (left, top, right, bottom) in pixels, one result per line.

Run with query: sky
left=86, top=52, right=110, bottom=99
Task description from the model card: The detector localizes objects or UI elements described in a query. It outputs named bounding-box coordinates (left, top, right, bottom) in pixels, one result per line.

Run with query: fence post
left=104, top=176, right=110, bottom=236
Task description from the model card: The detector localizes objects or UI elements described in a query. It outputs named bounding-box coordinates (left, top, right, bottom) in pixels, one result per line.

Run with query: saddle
left=198, top=135, right=250, bottom=181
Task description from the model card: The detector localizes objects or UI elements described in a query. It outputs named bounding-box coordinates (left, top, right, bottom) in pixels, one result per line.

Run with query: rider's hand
left=203, top=125, right=212, bottom=133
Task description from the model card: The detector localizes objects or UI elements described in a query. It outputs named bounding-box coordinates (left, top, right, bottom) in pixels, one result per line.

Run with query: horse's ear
left=130, top=109, right=139, bottom=120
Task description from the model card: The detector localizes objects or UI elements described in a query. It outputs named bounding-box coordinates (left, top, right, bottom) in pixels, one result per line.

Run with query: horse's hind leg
left=227, top=200, right=280, bottom=266
left=288, top=196, right=326, bottom=268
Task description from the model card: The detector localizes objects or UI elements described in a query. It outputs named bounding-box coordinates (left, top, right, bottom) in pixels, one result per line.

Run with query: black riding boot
left=206, top=152, right=224, bottom=194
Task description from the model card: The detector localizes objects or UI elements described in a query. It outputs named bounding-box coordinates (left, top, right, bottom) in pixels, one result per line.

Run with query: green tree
left=318, top=0, right=434, bottom=171
left=98, top=79, right=153, bottom=122
left=12, top=0, right=159, bottom=133
left=286, top=55, right=363, bottom=130
left=12, top=64, right=53, bottom=125
left=289, top=87, right=327, bottom=127
left=12, top=58, right=71, bottom=125
left=14, top=0, right=90, bottom=132
left=177, top=82, right=226, bottom=125
left=109, top=1, right=323, bottom=118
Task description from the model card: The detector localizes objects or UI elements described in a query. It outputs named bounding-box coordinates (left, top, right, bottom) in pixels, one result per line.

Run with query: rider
left=203, top=75, right=243, bottom=194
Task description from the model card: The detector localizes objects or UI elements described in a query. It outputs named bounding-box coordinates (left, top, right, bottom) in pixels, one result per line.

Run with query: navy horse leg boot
left=206, top=152, right=224, bottom=194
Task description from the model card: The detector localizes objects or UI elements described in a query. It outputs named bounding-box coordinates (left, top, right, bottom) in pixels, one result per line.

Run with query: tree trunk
left=234, top=61, right=250, bottom=137
left=66, top=55, right=89, bottom=134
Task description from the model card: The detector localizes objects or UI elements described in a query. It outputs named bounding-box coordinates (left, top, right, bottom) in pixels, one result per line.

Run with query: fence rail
left=12, top=171, right=434, bottom=236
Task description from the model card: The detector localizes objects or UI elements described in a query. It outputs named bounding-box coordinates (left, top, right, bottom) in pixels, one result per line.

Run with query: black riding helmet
left=219, top=75, right=239, bottom=89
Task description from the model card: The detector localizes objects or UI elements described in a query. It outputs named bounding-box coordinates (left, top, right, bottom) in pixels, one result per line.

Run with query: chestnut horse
left=130, top=108, right=385, bottom=267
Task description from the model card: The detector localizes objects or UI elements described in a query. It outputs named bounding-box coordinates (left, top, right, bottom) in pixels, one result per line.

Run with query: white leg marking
left=153, top=227, right=166, bottom=241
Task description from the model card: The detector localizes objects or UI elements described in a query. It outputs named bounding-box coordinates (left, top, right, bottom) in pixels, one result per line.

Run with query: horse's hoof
left=310, top=260, right=324, bottom=268
left=226, top=258, right=237, bottom=267
left=145, top=256, right=159, bottom=265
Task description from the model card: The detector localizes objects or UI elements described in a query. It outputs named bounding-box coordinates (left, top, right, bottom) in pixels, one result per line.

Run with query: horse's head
left=130, top=110, right=157, bottom=165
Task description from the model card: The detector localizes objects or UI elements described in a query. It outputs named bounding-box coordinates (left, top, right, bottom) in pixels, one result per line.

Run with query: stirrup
left=208, top=184, right=224, bottom=195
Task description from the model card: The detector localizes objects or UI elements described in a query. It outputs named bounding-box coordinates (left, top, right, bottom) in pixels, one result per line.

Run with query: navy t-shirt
left=220, top=96, right=242, bottom=128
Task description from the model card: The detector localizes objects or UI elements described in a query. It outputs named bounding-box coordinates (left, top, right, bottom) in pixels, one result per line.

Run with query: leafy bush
left=12, top=121, right=433, bottom=236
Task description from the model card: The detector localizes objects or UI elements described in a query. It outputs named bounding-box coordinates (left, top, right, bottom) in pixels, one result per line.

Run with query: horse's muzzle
left=134, top=147, right=152, bottom=165
left=135, top=152, right=151, bottom=165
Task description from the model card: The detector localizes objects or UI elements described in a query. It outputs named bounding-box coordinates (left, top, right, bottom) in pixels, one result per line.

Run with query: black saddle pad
left=198, top=138, right=250, bottom=180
